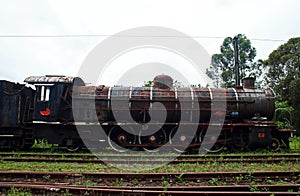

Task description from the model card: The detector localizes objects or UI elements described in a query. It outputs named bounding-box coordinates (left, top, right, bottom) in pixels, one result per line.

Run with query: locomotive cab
left=24, top=75, right=85, bottom=149
left=24, top=75, right=84, bottom=123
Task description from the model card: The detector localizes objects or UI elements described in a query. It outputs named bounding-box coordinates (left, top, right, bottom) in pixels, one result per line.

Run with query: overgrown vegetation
left=206, top=35, right=300, bottom=135
left=31, top=139, right=53, bottom=149
left=261, top=38, right=300, bottom=134
left=0, top=160, right=299, bottom=173
left=289, top=137, right=300, bottom=150
left=7, top=187, right=31, bottom=196
left=275, top=101, right=294, bottom=129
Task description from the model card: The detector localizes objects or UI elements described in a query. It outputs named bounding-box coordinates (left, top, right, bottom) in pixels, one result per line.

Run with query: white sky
left=0, top=0, right=300, bottom=85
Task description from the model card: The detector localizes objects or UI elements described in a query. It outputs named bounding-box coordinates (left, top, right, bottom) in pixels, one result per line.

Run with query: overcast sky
left=0, top=0, right=300, bottom=86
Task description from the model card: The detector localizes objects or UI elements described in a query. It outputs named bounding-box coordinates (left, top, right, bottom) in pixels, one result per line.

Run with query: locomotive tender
left=0, top=74, right=294, bottom=152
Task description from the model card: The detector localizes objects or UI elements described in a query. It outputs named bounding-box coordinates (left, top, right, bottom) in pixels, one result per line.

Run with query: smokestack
left=233, top=36, right=240, bottom=86
left=243, top=77, right=255, bottom=88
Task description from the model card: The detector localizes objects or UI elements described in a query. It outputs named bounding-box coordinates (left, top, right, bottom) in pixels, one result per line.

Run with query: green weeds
left=290, top=137, right=300, bottom=149
left=43, top=174, right=51, bottom=181
left=161, top=176, right=170, bottom=191
left=7, top=187, right=31, bottom=196
left=0, top=160, right=299, bottom=173
left=175, top=173, right=186, bottom=184
left=112, top=179, right=123, bottom=186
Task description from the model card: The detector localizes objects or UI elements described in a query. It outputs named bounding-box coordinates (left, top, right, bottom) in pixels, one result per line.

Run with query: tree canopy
left=264, top=37, right=300, bottom=101
left=263, top=37, right=300, bottom=132
left=206, top=34, right=260, bottom=87
left=207, top=35, right=300, bottom=132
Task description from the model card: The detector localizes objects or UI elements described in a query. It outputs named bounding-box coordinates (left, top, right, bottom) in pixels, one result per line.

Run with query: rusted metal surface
left=0, top=152, right=299, bottom=160
left=0, top=80, right=33, bottom=126
left=18, top=74, right=281, bottom=152
left=0, top=171, right=299, bottom=181
left=72, top=76, right=276, bottom=124
left=242, top=77, right=256, bottom=88
left=1, top=156, right=299, bottom=164
left=1, top=182, right=300, bottom=195
left=235, top=87, right=275, bottom=120
left=0, top=170, right=299, bottom=195
left=24, top=75, right=84, bottom=84
left=153, top=74, right=173, bottom=89
left=0, top=80, right=34, bottom=148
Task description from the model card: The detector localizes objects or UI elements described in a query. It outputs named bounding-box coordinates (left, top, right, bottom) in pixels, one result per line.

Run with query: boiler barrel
left=75, top=85, right=276, bottom=123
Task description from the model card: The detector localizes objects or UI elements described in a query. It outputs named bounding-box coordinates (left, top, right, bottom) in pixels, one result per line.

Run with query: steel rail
left=0, top=152, right=299, bottom=159
left=0, top=157, right=299, bottom=164
left=1, top=182, right=300, bottom=191
left=0, top=182, right=299, bottom=195
left=0, top=171, right=299, bottom=181
left=0, top=152, right=299, bottom=165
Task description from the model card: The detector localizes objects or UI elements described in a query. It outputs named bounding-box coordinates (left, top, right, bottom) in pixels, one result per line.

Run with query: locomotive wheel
left=230, top=130, right=249, bottom=152
left=66, top=139, right=82, bottom=152
left=268, top=138, right=281, bottom=151
left=67, top=145, right=80, bottom=152
left=138, top=125, right=167, bottom=152
left=200, top=129, right=226, bottom=153
left=108, top=126, right=136, bottom=152
left=169, top=126, right=191, bottom=153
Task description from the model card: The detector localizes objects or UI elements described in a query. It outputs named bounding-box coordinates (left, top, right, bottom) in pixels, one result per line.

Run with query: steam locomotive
left=0, top=74, right=294, bottom=152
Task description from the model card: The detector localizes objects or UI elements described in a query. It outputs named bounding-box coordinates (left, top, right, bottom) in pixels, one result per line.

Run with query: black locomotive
left=0, top=74, right=295, bottom=152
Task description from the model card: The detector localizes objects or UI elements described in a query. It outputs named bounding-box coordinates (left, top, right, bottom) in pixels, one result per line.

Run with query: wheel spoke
left=201, top=129, right=226, bottom=153
left=169, top=126, right=190, bottom=153
left=230, top=129, right=248, bottom=152
left=268, top=138, right=281, bottom=151
left=108, top=126, right=130, bottom=152
left=139, top=125, right=166, bottom=152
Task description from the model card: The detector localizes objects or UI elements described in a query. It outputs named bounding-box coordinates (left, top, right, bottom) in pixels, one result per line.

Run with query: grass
left=290, top=137, right=300, bottom=150
left=7, top=187, right=32, bottom=196
left=1, top=157, right=299, bottom=195
left=0, top=149, right=299, bottom=173
left=0, top=160, right=299, bottom=173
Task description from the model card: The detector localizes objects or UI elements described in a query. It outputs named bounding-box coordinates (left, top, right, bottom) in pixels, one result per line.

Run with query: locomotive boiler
left=70, top=74, right=280, bottom=152
left=0, top=74, right=294, bottom=152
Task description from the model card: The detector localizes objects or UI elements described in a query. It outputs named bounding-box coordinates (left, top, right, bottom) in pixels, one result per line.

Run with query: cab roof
left=24, top=75, right=85, bottom=85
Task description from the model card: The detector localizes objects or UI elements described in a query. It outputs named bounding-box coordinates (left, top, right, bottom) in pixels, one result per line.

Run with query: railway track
left=0, top=171, right=299, bottom=195
left=1, top=182, right=300, bottom=195
left=0, top=152, right=299, bottom=164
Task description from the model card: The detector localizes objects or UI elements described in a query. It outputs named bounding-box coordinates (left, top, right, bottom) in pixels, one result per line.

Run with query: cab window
left=37, top=85, right=52, bottom=101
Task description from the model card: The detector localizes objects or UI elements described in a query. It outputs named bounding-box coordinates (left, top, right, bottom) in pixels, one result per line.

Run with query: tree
left=263, top=37, right=300, bottom=134
left=264, top=37, right=300, bottom=101
left=206, top=34, right=260, bottom=87
left=290, top=78, right=300, bottom=132
left=143, top=80, right=153, bottom=87
left=142, top=79, right=183, bottom=87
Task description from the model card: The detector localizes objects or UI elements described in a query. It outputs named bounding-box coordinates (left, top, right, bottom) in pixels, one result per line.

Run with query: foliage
left=264, top=37, right=300, bottom=102
left=1, top=157, right=300, bottom=173
left=175, top=173, right=186, bottom=184
left=161, top=176, right=170, bottom=191
left=289, top=78, right=300, bottom=133
left=8, top=187, right=31, bottom=196
left=43, top=174, right=51, bottom=181
left=31, top=139, right=52, bottom=148
left=206, top=34, right=261, bottom=87
left=263, top=37, right=300, bottom=133
left=275, top=101, right=294, bottom=112
left=143, top=79, right=183, bottom=87
left=289, top=137, right=300, bottom=149
left=143, top=80, right=153, bottom=87
left=275, top=101, right=294, bottom=129
left=112, top=179, right=123, bottom=186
